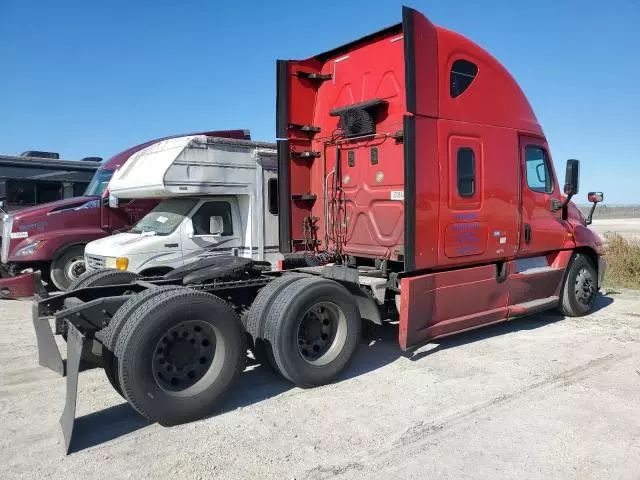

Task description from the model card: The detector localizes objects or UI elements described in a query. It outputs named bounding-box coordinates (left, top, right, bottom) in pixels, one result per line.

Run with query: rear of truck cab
left=277, top=6, right=605, bottom=350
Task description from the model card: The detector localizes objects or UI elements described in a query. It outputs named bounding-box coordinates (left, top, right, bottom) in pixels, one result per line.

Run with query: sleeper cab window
left=450, top=59, right=478, bottom=98
left=457, top=147, right=476, bottom=197
left=525, top=146, right=554, bottom=194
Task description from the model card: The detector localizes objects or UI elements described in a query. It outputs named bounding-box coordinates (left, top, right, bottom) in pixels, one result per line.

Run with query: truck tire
left=559, top=253, right=598, bottom=317
left=50, top=245, right=87, bottom=291
left=101, top=286, right=187, bottom=396
left=116, top=289, right=246, bottom=425
left=67, top=269, right=105, bottom=291
left=245, top=273, right=309, bottom=369
left=68, top=268, right=140, bottom=291
left=263, top=277, right=361, bottom=387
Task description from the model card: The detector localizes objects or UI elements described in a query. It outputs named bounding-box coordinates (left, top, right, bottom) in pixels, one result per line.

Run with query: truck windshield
left=84, top=169, right=114, bottom=196
left=130, top=198, right=198, bottom=236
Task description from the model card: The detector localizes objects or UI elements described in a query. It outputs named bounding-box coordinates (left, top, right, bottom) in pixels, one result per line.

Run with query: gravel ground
left=1, top=290, right=640, bottom=480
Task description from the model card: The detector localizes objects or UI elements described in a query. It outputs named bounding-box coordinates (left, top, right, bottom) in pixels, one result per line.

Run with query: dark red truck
left=30, top=7, right=605, bottom=452
left=0, top=130, right=250, bottom=296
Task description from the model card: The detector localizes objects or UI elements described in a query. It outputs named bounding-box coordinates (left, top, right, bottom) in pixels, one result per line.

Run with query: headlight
left=14, top=240, right=44, bottom=257
left=104, top=257, right=129, bottom=270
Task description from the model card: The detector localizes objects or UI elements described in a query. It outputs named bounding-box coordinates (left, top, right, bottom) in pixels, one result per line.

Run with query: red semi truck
left=31, top=7, right=604, bottom=452
left=0, top=130, right=250, bottom=296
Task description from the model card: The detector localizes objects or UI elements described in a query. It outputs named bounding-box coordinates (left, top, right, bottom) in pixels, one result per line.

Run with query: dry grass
left=604, top=233, right=640, bottom=289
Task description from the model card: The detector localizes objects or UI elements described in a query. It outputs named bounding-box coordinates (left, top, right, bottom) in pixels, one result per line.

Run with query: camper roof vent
left=330, top=99, right=387, bottom=138
left=19, top=150, right=60, bottom=159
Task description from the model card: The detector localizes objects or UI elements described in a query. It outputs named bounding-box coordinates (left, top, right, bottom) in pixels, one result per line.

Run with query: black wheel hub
left=297, top=304, right=337, bottom=362
left=575, top=267, right=596, bottom=307
left=152, top=320, right=216, bottom=391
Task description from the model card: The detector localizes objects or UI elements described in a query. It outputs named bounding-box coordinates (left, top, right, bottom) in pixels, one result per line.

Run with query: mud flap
left=32, top=301, right=65, bottom=376
left=59, top=322, right=87, bottom=454
left=0, top=270, right=36, bottom=298
left=33, top=270, right=50, bottom=299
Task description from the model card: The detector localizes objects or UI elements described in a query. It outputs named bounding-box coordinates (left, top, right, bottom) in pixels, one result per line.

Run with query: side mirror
left=588, top=192, right=603, bottom=203
left=563, top=159, right=580, bottom=196
left=0, top=198, right=5, bottom=210
left=209, top=216, right=224, bottom=235
left=585, top=191, right=604, bottom=226
left=108, top=194, right=119, bottom=208
left=185, top=221, right=194, bottom=239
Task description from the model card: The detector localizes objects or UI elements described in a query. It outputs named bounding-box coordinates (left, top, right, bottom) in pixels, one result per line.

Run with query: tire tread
left=117, top=289, right=245, bottom=424
left=263, top=277, right=361, bottom=387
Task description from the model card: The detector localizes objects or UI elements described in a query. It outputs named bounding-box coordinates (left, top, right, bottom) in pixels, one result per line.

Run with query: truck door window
left=83, top=169, right=114, bottom=196
left=192, top=202, right=233, bottom=236
left=267, top=178, right=278, bottom=215
left=450, top=60, right=478, bottom=98
left=525, top=146, right=554, bottom=194
left=457, top=148, right=475, bottom=197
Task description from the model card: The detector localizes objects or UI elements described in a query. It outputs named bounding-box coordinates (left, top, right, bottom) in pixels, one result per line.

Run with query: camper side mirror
left=0, top=197, right=6, bottom=211
left=563, top=159, right=580, bottom=196
left=209, top=216, right=224, bottom=235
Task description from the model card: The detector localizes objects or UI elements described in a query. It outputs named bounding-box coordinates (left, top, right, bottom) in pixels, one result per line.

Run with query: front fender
left=573, top=224, right=605, bottom=255
left=8, top=228, right=108, bottom=263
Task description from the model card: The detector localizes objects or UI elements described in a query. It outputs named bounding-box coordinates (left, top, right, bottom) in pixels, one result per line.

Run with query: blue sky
left=1, top=0, right=638, bottom=203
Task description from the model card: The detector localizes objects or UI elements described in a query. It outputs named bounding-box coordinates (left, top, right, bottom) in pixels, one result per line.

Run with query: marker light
left=115, top=257, right=129, bottom=271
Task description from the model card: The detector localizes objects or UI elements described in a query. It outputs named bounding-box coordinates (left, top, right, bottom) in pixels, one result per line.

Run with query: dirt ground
left=591, top=218, right=640, bottom=241
left=2, top=288, right=640, bottom=480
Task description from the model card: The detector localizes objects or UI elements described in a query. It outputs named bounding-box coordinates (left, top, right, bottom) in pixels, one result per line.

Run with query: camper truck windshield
left=130, top=198, right=197, bottom=236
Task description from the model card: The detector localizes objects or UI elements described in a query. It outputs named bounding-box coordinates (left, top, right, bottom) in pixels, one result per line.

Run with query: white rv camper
left=84, top=135, right=280, bottom=275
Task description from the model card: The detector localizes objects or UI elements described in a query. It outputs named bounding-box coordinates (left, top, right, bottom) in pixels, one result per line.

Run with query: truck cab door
left=181, top=198, right=243, bottom=265
left=510, top=136, right=569, bottom=306
left=518, top=137, right=568, bottom=256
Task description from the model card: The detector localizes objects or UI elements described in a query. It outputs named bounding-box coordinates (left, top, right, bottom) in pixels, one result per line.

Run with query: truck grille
left=85, top=254, right=105, bottom=271
left=1, top=216, right=13, bottom=264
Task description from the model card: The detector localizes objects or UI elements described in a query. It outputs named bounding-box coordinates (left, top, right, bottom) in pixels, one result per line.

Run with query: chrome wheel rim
left=65, top=257, right=86, bottom=280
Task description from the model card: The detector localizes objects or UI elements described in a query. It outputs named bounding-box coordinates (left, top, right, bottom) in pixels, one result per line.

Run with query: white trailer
left=84, top=135, right=280, bottom=275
